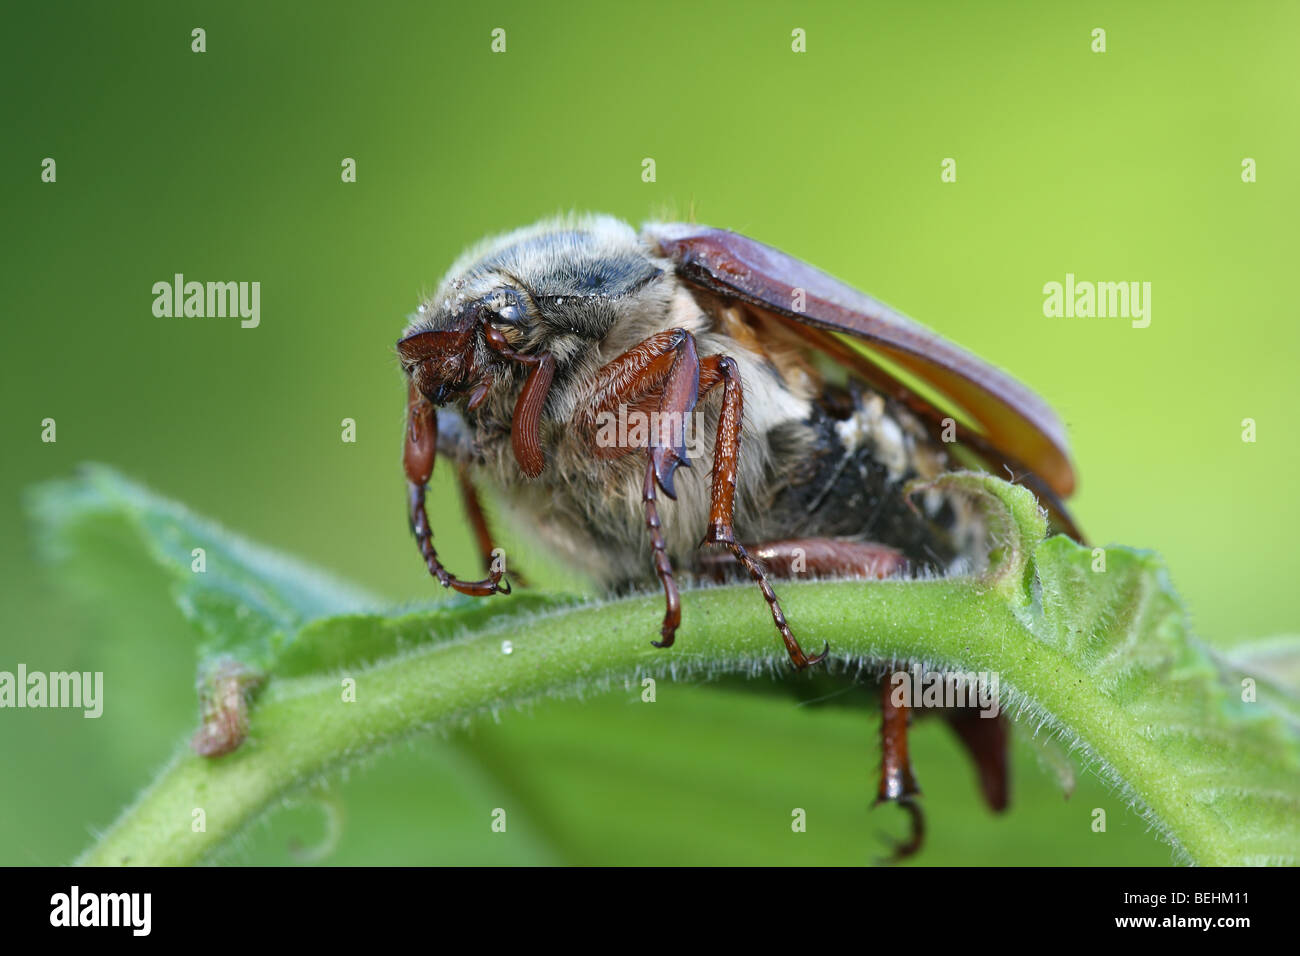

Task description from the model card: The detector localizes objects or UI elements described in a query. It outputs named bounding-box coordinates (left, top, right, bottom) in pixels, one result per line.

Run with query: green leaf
left=30, top=466, right=1300, bottom=866
left=1030, top=536, right=1300, bottom=865
left=28, top=464, right=377, bottom=672
left=27, top=463, right=572, bottom=677
left=1209, top=635, right=1300, bottom=733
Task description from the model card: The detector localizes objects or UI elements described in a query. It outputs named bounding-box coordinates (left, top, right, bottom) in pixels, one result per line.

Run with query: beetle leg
left=642, top=456, right=681, bottom=645
left=575, top=333, right=820, bottom=665
left=456, top=464, right=528, bottom=589
left=580, top=328, right=697, bottom=427
left=578, top=328, right=700, bottom=646
left=642, top=330, right=700, bottom=645
left=405, top=382, right=509, bottom=597
left=697, top=356, right=827, bottom=670
left=695, top=537, right=907, bottom=582
left=944, top=703, right=1011, bottom=813
left=874, top=678, right=924, bottom=862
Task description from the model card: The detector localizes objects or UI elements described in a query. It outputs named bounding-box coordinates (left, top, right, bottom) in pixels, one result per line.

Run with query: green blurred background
left=2, top=1, right=1296, bottom=865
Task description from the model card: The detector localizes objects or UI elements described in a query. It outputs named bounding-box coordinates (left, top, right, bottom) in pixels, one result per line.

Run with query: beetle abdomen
left=753, top=386, right=980, bottom=574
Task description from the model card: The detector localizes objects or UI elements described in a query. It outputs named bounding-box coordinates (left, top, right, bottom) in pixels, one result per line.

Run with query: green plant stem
left=81, top=575, right=1226, bottom=866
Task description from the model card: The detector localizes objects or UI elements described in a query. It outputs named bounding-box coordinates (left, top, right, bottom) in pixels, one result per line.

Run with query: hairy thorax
left=443, top=283, right=982, bottom=592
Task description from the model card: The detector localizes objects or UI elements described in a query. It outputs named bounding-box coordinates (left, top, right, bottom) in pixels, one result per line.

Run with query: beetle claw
left=871, top=796, right=924, bottom=864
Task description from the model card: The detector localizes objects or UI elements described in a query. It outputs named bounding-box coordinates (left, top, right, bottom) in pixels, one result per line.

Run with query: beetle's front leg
left=642, top=456, right=681, bottom=645
left=456, top=464, right=529, bottom=588
left=404, top=382, right=509, bottom=597
left=579, top=328, right=701, bottom=646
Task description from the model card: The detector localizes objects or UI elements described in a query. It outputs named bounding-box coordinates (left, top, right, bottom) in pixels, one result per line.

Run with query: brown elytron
left=396, top=215, right=1079, bottom=859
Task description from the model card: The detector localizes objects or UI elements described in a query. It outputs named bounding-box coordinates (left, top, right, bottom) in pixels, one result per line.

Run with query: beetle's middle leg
left=693, top=355, right=827, bottom=670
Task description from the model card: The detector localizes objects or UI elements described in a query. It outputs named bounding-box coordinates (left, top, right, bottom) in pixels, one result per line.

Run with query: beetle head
left=397, top=286, right=530, bottom=407
left=400, top=217, right=674, bottom=408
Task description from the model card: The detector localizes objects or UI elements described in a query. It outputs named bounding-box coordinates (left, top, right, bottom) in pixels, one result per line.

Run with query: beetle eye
left=483, top=288, right=526, bottom=326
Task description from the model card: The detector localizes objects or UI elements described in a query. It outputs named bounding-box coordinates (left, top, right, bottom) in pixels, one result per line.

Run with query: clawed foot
left=651, top=616, right=676, bottom=649
left=440, top=566, right=511, bottom=597
left=872, top=796, right=925, bottom=864
left=787, top=640, right=830, bottom=670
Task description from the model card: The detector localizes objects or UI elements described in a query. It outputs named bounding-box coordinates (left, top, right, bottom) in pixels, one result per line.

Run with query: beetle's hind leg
left=695, top=538, right=907, bottom=582
left=944, top=698, right=1011, bottom=814
left=874, top=678, right=924, bottom=862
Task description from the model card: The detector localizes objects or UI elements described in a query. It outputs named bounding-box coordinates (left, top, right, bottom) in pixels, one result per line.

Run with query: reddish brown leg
left=945, top=707, right=1010, bottom=813
left=696, top=538, right=907, bottom=582
left=580, top=328, right=695, bottom=431
left=579, top=328, right=700, bottom=645
left=576, top=333, right=822, bottom=667
left=874, top=679, right=924, bottom=862
left=698, top=356, right=827, bottom=670
left=455, top=465, right=529, bottom=588
left=645, top=331, right=700, bottom=643
left=643, top=457, right=681, bottom=645
left=405, top=382, right=509, bottom=597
